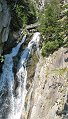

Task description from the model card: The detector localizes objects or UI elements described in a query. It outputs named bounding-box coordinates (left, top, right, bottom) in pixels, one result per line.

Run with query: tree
left=38, top=0, right=64, bottom=56
left=7, top=0, right=37, bottom=31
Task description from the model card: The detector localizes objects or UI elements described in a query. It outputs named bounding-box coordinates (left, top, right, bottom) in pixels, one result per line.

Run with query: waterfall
left=0, top=32, right=40, bottom=119
left=0, top=35, right=26, bottom=119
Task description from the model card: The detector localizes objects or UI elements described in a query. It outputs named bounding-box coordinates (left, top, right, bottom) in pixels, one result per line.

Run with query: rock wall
left=30, top=48, right=68, bottom=119
left=22, top=47, right=68, bottom=119
left=0, top=0, right=11, bottom=55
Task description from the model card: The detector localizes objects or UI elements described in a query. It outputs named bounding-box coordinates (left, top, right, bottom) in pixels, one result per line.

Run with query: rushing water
left=0, top=32, right=40, bottom=119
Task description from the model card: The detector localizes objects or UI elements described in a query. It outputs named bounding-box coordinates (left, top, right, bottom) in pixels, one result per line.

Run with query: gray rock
left=0, top=0, right=11, bottom=54
left=0, top=4, right=2, bottom=12
left=2, top=27, right=9, bottom=42
left=22, top=48, right=68, bottom=119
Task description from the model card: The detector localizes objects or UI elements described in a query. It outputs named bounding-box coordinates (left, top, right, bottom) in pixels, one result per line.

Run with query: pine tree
left=38, top=0, right=65, bottom=56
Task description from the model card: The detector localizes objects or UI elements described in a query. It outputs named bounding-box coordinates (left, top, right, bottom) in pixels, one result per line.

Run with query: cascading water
left=0, top=32, right=40, bottom=119
left=0, top=35, right=26, bottom=119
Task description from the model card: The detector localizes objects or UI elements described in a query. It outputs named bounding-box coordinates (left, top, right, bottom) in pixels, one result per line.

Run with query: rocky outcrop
left=0, top=0, right=11, bottom=54
left=22, top=47, right=68, bottom=119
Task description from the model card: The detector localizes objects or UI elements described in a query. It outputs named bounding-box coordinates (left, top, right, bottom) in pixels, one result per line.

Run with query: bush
left=7, top=0, right=37, bottom=31
left=41, top=40, right=60, bottom=57
left=38, top=0, right=64, bottom=57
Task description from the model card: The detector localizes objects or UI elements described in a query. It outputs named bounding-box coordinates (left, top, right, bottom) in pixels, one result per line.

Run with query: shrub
left=38, top=0, right=64, bottom=57
left=41, top=40, right=60, bottom=56
left=7, top=0, right=37, bottom=31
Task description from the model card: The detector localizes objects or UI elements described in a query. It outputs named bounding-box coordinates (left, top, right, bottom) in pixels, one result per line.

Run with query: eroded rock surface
left=0, top=0, right=11, bottom=54
left=22, top=47, right=68, bottom=119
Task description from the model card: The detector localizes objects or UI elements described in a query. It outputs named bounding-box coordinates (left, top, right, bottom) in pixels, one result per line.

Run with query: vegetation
left=38, top=0, right=68, bottom=56
left=60, top=2, right=68, bottom=47
left=7, top=0, right=37, bottom=31
left=6, top=0, right=68, bottom=57
left=46, top=67, right=68, bottom=77
left=0, top=55, right=4, bottom=63
left=42, top=40, right=59, bottom=56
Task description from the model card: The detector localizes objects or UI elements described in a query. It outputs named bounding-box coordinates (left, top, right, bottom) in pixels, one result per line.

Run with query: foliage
left=0, top=55, right=4, bottom=63
left=60, top=2, right=68, bottom=47
left=38, top=0, right=65, bottom=57
left=7, top=0, right=37, bottom=31
left=41, top=40, right=59, bottom=56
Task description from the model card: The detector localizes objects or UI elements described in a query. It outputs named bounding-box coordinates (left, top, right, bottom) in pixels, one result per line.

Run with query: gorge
left=0, top=0, right=68, bottom=119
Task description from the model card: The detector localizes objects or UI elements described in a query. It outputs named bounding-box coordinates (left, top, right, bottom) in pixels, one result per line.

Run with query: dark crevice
left=56, top=94, right=68, bottom=118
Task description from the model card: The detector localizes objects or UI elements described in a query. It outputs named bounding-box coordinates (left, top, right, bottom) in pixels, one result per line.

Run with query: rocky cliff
left=0, top=0, right=68, bottom=119
left=0, top=0, right=11, bottom=55
left=22, top=47, right=68, bottom=119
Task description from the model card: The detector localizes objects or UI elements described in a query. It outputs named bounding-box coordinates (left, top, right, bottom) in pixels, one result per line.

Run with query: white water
left=0, top=35, right=26, bottom=119
left=0, top=32, right=40, bottom=119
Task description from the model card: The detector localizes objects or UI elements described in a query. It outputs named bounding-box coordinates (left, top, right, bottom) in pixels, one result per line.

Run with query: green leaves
left=15, top=4, right=27, bottom=27
left=0, top=55, right=4, bottom=63
left=7, top=0, right=37, bottom=31
left=42, top=40, right=59, bottom=57
left=38, top=0, right=65, bottom=57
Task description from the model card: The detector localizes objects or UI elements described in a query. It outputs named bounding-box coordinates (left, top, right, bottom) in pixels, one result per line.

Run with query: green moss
left=52, top=68, right=68, bottom=75
left=26, top=52, right=38, bottom=90
left=46, top=68, right=68, bottom=77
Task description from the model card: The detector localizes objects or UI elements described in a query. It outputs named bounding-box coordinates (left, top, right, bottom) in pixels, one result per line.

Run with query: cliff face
left=22, top=47, right=68, bottom=119
left=0, top=0, right=11, bottom=54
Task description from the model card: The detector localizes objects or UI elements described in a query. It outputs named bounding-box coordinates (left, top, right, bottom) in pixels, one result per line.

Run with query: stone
left=0, top=4, right=2, bottom=12
left=0, top=0, right=11, bottom=54
left=2, top=27, right=9, bottom=42
left=22, top=48, right=68, bottom=119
